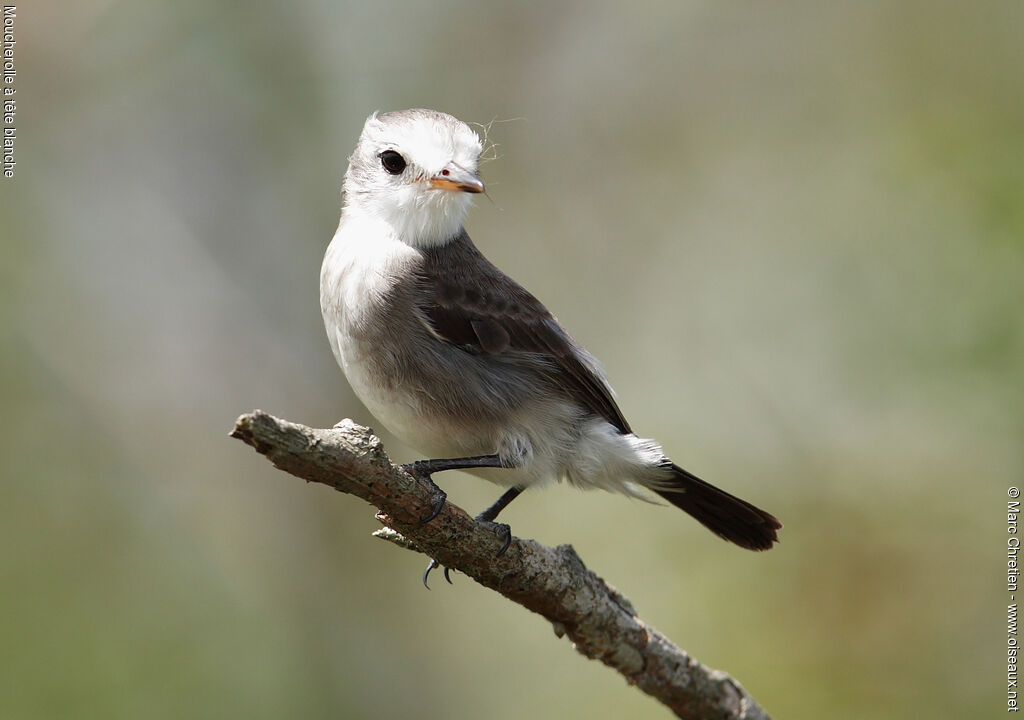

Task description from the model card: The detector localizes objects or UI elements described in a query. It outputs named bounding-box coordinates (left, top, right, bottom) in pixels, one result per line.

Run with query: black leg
left=404, top=454, right=507, bottom=476
left=401, top=454, right=506, bottom=525
left=475, top=485, right=524, bottom=558
left=477, top=485, right=524, bottom=523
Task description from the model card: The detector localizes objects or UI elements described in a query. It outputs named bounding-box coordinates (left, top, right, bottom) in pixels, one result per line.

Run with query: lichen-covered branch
left=230, top=410, right=771, bottom=720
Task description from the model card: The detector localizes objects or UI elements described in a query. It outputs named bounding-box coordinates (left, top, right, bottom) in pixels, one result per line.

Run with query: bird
left=320, top=109, right=781, bottom=584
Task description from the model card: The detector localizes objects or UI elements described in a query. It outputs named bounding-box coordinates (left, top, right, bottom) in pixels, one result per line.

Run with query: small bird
left=321, top=109, right=780, bottom=583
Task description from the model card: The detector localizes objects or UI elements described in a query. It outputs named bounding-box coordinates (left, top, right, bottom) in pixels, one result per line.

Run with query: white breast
left=320, top=216, right=471, bottom=456
left=322, top=215, right=405, bottom=391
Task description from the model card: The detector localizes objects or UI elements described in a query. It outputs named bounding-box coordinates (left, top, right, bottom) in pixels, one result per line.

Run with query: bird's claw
left=420, top=521, right=513, bottom=589
left=401, top=462, right=448, bottom=525
left=479, top=520, right=513, bottom=557
left=422, top=558, right=454, bottom=589
left=419, top=488, right=447, bottom=525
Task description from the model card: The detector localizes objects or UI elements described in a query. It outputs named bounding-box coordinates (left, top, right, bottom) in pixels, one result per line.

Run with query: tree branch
left=230, top=410, right=772, bottom=720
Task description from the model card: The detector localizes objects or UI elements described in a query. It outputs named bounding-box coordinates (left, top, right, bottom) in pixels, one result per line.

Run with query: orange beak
left=428, top=166, right=485, bottom=194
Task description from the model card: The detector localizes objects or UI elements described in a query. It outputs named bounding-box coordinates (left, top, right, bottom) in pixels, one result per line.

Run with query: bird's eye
left=379, top=150, right=407, bottom=175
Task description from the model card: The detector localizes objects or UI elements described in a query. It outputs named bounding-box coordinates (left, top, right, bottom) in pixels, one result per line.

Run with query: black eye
left=380, top=150, right=407, bottom=175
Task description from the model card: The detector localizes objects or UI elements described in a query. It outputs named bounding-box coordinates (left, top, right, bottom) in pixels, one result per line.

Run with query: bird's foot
left=476, top=519, right=513, bottom=557
left=400, top=462, right=448, bottom=525
left=422, top=559, right=454, bottom=589
left=421, top=519, right=514, bottom=589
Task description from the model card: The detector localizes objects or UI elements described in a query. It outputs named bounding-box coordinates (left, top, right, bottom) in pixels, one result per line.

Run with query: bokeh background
left=3, top=2, right=1020, bottom=718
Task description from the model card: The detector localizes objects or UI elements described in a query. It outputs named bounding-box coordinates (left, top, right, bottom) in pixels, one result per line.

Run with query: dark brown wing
left=418, top=232, right=631, bottom=434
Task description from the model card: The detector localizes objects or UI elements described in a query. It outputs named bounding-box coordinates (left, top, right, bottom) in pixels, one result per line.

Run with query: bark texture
left=230, top=410, right=771, bottom=720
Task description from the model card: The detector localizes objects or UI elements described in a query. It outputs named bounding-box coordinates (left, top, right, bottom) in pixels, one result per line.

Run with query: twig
left=230, top=410, right=772, bottom=720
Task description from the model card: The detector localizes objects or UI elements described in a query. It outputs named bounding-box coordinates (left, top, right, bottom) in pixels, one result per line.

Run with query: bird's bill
left=428, top=167, right=485, bottom=194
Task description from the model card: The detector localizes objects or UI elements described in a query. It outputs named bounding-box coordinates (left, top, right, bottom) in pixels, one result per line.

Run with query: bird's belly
left=334, top=327, right=494, bottom=459
left=334, top=325, right=601, bottom=490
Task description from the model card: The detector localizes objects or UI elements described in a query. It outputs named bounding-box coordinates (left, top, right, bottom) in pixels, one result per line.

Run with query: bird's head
left=342, top=109, right=485, bottom=248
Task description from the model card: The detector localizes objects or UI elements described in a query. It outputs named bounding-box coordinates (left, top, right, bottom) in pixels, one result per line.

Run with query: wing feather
left=418, top=232, right=631, bottom=434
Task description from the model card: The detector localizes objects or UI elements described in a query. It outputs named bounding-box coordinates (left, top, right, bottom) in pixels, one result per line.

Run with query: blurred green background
left=2, top=2, right=1020, bottom=718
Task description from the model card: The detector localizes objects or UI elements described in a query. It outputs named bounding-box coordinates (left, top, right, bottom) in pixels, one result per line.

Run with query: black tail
left=654, top=464, right=781, bottom=551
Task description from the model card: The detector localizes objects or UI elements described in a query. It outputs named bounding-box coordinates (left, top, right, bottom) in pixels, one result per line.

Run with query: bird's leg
left=475, top=484, right=524, bottom=555
left=401, top=454, right=506, bottom=525
left=407, top=457, right=525, bottom=589
left=401, top=454, right=511, bottom=588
